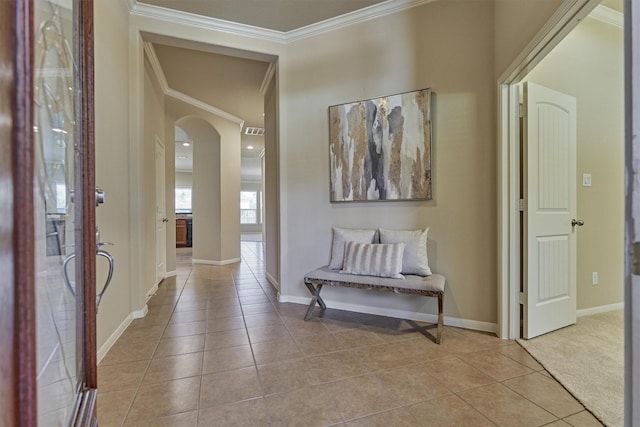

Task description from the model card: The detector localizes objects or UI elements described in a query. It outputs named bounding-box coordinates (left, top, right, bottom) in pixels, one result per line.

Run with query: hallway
left=96, top=244, right=602, bottom=426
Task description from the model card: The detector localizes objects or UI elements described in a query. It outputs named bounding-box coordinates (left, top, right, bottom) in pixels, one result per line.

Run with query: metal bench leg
left=304, top=281, right=326, bottom=320
left=436, top=293, right=444, bottom=344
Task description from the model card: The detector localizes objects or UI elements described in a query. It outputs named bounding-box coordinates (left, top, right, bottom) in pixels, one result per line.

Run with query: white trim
left=589, top=5, right=623, bottom=28
left=259, top=63, right=276, bottom=96
left=192, top=257, right=241, bottom=266
left=498, top=0, right=601, bottom=84
left=266, top=271, right=280, bottom=291
left=97, top=312, right=134, bottom=363
left=286, top=0, right=436, bottom=42
left=576, top=302, right=624, bottom=317
left=143, top=42, right=169, bottom=92
left=131, top=2, right=287, bottom=43
left=146, top=282, right=159, bottom=304
left=144, top=43, right=246, bottom=128
left=132, top=304, right=149, bottom=319
left=130, top=0, right=435, bottom=44
left=279, top=294, right=497, bottom=334
left=166, top=88, right=245, bottom=128
left=165, top=270, right=177, bottom=278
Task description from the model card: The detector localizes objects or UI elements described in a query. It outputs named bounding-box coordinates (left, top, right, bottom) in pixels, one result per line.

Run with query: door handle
left=162, top=218, right=168, bottom=223
left=571, top=219, right=584, bottom=227
left=95, top=186, right=105, bottom=206
left=62, top=252, right=76, bottom=297
left=61, top=241, right=115, bottom=311
left=96, top=249, right=114, bottom=310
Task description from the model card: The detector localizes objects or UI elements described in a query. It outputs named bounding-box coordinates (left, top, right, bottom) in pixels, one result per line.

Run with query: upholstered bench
left=303, top=267, right=446, bottom=344
left=303, top=226, right=446, bottom=344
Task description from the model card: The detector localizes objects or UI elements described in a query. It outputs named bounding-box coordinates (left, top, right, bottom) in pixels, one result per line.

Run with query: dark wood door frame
left=0, top=0, right=37, bottom=426
left=0, top=0, right=97, bottom=425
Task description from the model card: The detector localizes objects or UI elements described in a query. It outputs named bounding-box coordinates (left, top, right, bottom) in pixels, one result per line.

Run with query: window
left=240, top=191, right=261, bottom=224
left=175, top=187, right=192, bottom=213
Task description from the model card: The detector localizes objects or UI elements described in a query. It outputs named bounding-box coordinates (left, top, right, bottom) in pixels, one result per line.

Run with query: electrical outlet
left=592, top=272, right=598, bottom=285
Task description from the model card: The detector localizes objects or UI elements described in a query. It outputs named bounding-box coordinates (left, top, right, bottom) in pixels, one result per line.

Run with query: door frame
left=624, top=0, right=640, bottom=422
left=497, top=0, right=601, bottom=340
left=1, top=0, right=37, bottom=424
left=155, top=135, right=167, bottom=285
left=0, top=0, right=98, bottom=424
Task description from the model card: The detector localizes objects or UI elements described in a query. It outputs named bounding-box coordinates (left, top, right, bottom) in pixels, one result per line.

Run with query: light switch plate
left=582, top=173, right=592, bottom=187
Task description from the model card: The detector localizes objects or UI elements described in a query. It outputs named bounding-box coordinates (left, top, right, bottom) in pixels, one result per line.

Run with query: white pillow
left=329, top=227, right=378, bottom=270
left=379, top=228, right=432, bottom=276
left=340, top=241, right=405, bottom=279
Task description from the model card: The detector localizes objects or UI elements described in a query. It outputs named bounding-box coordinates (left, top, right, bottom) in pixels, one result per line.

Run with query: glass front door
left=33, top=0, right=97, bottom=424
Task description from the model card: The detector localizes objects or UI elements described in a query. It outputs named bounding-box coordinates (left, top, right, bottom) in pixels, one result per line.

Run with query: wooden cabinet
left=176, top=219, right=187, bottom=247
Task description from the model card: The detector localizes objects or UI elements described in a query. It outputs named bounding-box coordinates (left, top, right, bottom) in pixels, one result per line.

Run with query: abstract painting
left=329, top=88, right=432, bottom=202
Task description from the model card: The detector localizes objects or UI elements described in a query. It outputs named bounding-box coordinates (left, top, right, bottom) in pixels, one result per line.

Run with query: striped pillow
left=340, top=241, right=405, bottom=279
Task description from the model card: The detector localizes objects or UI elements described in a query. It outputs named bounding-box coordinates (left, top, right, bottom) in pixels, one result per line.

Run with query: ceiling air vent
left=244, top=126, right=265, bottom=136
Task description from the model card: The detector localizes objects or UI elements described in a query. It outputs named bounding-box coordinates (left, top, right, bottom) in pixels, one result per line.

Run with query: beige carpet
left=517, top=310, right=624, bottom=427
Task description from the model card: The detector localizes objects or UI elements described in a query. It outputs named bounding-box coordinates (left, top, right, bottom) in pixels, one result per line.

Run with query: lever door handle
left=571, top=219, right=584, bottom=227
left=162, top=218, right=169, bottom=223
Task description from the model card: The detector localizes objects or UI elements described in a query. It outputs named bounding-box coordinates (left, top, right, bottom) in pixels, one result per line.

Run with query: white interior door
left=523, top=81, right=578, bottom=339
left=155, top=137, right=167, bottom=285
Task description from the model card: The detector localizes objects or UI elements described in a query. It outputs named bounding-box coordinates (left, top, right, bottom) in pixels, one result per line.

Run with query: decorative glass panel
left=34, top=1, right=80, bottom=424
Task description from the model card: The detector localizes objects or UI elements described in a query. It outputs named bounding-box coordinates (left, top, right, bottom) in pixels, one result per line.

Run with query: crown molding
left=589, top=5, right=623, bottom=28
left=143, top=42, right=169, bottom=92
left=144, top=38, right=245, bottom=128
left=166, top=89, right=245, bottom=128
left=259, top=63, right=276, bottom=96
left=286, top=0, right=436, bottom=42
left=131, top=0, right=436, bottom=44
left=131, top=2, right=288, bottom=43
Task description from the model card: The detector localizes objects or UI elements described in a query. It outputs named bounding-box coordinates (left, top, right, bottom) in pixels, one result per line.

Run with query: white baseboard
left=165, top=270, right=177, bottom=278
left=192, top=258, right=241, bottom=266
left=97, top=312, right=134, bottom=364
left=132, top=304, right=149, bottom=319
left=146, top=283, right=159, bottom=303
left=577, top=302, right=623, bottom=317
left=266, top=271, right=280, bottom=291
left=279, top=294, right=497, bottom=334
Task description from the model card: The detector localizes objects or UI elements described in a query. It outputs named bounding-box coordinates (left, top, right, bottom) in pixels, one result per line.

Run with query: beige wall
left=175, top=171, right=193, bottom=187
left=494, top=0, right=564, bottom=78
left=264, top=76, right=280, bottom=287
left=524, top=15, right=624, bottom=310
left=125, top=0, right=566, bottom=330
left=94, top=0, right=132, bottom=349
left=280, top=0, right=499, bottom=324
left=168, top=98, right=242, bottom=264
left=187, top=117, right=223, bottom=261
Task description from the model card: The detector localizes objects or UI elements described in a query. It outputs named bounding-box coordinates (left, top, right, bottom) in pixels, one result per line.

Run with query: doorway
left=156, top=136, right=167, bottom=285
left=498, top=0, right=624, bottom=339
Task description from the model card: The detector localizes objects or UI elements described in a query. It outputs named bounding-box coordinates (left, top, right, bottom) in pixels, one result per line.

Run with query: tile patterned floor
left=97, top=243, right=603, bottom=426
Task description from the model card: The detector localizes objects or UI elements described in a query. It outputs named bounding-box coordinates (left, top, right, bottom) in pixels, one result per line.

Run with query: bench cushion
left=305, top=266, right=445, bottom=293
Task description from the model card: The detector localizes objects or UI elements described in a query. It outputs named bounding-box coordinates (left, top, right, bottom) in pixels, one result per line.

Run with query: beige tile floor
left=97, top=243, right=603, bottom=426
